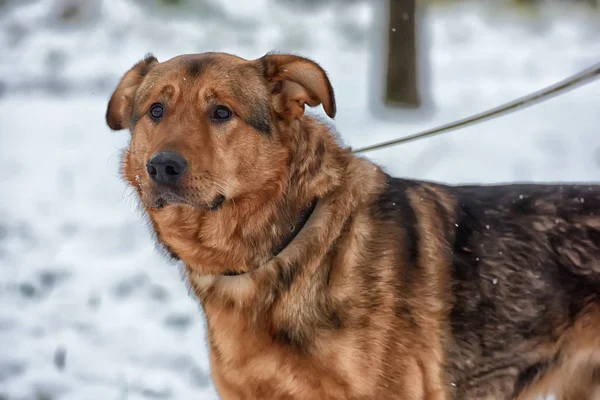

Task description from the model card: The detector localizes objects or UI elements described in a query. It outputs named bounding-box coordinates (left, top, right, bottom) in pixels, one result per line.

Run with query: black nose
left=146, top=151, right=188, bottom=185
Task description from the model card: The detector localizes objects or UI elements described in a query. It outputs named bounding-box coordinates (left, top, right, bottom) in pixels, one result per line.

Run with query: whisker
left=207, top=171, right=241, bottom=192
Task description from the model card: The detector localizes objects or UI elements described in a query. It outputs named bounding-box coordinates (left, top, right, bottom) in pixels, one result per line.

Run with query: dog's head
left=106, top=52, right=335, bottom=212
left=106, top=52, right=337, bottom=274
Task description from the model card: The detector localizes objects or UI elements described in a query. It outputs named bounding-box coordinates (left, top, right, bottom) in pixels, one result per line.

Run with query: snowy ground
left=1, top=0, right=600, bottom=399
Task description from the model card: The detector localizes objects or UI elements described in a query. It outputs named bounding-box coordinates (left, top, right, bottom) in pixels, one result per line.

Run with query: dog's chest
left=206, top=311, right=376, bottom=399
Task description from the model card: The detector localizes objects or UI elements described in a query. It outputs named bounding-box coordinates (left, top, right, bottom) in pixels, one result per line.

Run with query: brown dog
left=105, top=51, right=600, bottom=399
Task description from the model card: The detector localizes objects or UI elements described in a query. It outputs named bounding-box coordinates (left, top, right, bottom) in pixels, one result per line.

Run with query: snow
left=1, top=0, right=599, bottom=398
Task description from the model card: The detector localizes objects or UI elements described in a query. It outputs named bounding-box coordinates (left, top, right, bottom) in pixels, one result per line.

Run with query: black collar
left=222, top=199, right=318, bottom=277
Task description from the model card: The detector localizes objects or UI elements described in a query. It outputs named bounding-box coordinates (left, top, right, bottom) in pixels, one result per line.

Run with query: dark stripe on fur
left=272, top=325, right=310, bottom=354
left=187, top=55, right=216, bottom=78
left=512, top=361, right=552, bottom=398
left=371, top=177, right=419, bottom=265
left=370, top=177, right=419, bottom=325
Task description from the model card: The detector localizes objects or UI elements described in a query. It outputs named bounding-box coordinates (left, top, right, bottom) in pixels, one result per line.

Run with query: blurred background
left=1, top=0, right=599, bottom=399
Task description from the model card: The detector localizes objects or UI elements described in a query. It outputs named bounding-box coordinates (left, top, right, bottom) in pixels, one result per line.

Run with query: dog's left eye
left=211, top=106, right=233, bottom=121
left=149, top=103, right=164, bottom=122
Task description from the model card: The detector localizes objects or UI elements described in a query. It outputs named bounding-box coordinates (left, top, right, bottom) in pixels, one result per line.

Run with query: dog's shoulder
left=368, top=175, right=457, bottom=238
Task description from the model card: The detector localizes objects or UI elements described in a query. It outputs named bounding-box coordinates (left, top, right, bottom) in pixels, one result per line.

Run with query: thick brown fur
left=105, top=51, right=600, bottom=399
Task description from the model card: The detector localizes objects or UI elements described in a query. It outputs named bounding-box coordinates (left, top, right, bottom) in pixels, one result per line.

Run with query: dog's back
left=417, top=180, right=600, bottom=398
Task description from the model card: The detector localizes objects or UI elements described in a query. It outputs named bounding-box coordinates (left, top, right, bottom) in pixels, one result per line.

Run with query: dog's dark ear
left=258, top=53, right=336, bottom=121
left=106, top=54, right=158, bottom=130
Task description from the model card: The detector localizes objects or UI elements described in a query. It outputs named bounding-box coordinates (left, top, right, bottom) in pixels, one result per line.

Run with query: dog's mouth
left=222, top=270, right=246, bottom=277
left=148, top=188, right=226, bottom=211
left=206, top=194, right=226, bottom=210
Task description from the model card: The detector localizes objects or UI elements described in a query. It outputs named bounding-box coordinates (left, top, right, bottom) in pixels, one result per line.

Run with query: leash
left=351, top=61, right=600, bottom=155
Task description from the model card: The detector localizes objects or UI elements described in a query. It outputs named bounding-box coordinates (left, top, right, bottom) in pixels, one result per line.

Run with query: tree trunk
left=385, top=0, right=420, bottom=107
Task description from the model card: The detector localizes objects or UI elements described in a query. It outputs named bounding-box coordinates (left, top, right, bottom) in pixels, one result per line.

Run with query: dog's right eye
left=211, top=106, right=233, bottom=122
left=149, top=103, right=164, bottom=122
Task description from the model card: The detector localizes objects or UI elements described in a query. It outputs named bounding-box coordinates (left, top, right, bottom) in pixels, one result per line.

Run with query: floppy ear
left=106, top=54, right=158, bottom=131
left=258, top=53, right=336, bottom=121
